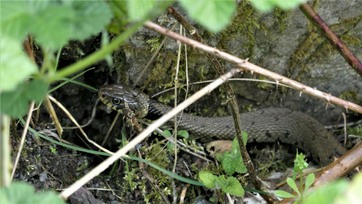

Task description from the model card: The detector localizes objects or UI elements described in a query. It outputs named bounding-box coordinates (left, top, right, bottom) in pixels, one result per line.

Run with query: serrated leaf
left=31, top=5, right=74, bottom=49
left=221, top=177, right=244, bottom=197
left=180, top=0, right=236, bottom=32
left=1, top=1, right=113, bottom=50
left=222, top=154, right=237, bottom=175
left=0, top=80, right=48, bottom=117
left=127, top=0, right=157, bottom=21
left=286, top=177, right=300, bottom=196
left=234, top=159, right=247, bottom=174
left=274, top=190, right=297, bottom=198
left=250, top=0, right=307, bottom=12
left=0, top=182, right=64, bottom=204
left=127, top=0, right=172, bottom=21
left=0, top=36, right=37, bottom=92
left=220, top=138, right=247, bottom=175
left=0, top=1, right=32, bottom=40
left=27, top=80, right=49, bottom=103
left=305, top=173, right=315, bottom=192
left=0, top=88, right=29, bottom=118
left=199, top=171, right=217, bottom=189
left=69, top=1, right=113, bottom=41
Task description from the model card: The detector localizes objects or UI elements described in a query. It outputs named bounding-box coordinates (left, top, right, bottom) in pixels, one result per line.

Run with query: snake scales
left=98, top=83, right=346, bottom=165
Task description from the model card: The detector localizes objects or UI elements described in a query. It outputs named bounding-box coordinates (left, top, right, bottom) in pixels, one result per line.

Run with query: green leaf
left=26, top=80, right=49, bottom=103
left=305, top=173, right=315, bottom=192
left=221, top=154, right=237, bottom=175
left=335, top=174, right=362, bottom=204
left=162, top=129, right=172, bottom=137
left=286, top=177, right=300, bottom=196
left=242, top=131, right=248, bottom=146
left=0, top=182, right=64, bottom=204
left=199, top=171, right=217, bottom=189
left=234, top=159, right=247, bottom=174
left=177, top=130, right=189, bottom=139
left=0, top=35, right=37, bottom=93
left=30, top=4, right=75, bottom=50
left=32, top=191, right=64, bottom=204
left=68, top=1, right=113, bottom=41
left=274, top=0, right=307, bottom=10
left=303, top=180, right=348, bottom=203
left=0, top=1, right=32, bottom=40
left=294, top=152, right=308, bottom=173
left=0, top=80, right=49, bottom=117
left=127, top=0, right=173, bottom=21
left=179, top=0, right=236, bottom=32
left=1, top=1, right=112, bottom=50
left=221, top=177, right=244, bottom=197
left=219, top=138, right=247, bottom=175
left=274, top=190, right=297, bottom=198
left=250, top=0, right=307, bottom=12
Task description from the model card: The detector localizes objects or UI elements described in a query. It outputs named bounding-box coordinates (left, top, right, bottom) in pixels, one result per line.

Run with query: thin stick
left=11, top=102, right=35, bottom=179
left=300, top=4, right=362, bottom=77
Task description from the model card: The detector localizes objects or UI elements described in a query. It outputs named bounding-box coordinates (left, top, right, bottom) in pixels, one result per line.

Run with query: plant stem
left=0, top=115, right=11, bottom=187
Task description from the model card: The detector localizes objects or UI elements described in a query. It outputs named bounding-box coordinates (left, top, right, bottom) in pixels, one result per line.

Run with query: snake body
left=99, top=84, right=346, bottom=165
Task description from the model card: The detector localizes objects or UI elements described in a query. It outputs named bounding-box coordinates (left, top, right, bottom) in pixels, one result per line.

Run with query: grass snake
left=98, top=83, right=346, bottom=165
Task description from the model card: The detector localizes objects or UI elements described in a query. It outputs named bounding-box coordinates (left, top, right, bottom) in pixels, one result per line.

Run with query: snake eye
left=112, top=98, right=121, bottom=105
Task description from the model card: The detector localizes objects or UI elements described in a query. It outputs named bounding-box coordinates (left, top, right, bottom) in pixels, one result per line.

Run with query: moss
left=287, top=14, right=362, bottom=80
left=219, top=1, right=263, bottom=57
left=339, top=91, right=358, bottom=101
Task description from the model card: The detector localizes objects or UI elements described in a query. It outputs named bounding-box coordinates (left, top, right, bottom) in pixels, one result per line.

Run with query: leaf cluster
left=0, top=182, right=64, bottom=204
left=199, top=138, right=247, bottom=197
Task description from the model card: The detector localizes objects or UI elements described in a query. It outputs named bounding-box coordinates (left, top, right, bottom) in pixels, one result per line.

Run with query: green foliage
left=216, top=138, right=247, bottom=175
left=0, top=182, right=64, bottom=204
left=293, top=152, right=309, bottom=177
left=0, top=0, right=113, bottom=117
left=0, top=35, right=37, bottom=92
left=250, top=0, right=307, bottom=12
left=199, top=171, right=244, bottom=197
left=177, top=130, right=189, bottom=139
left=295, top=174, right=362, bottom=204
left=127, top=0, right=173, bottom=21
left=1, top=0, right=112, bottom=50
left=0, top=79, right=48, bottom=117
left=179, top=0, right=236, bottom=32
left=274, top=153, right=315, bottom=202
left=303, top=180, right=348, bottom=204
left=199, top=137, right=247, bottom=197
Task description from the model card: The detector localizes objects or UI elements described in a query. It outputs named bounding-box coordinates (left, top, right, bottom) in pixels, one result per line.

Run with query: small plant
left=274, top=153, right=315, bottom=202
left=199, top=137, right=247, bottom=197
left=0, top=182, right=64, bottom=204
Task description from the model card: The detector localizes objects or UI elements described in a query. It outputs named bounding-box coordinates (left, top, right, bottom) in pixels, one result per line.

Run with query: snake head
left=98, top=84, right=150, bottom=118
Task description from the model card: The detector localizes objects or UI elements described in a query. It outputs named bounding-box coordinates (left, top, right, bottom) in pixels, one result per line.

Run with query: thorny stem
left=300, top=3, right=362, bottom=77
